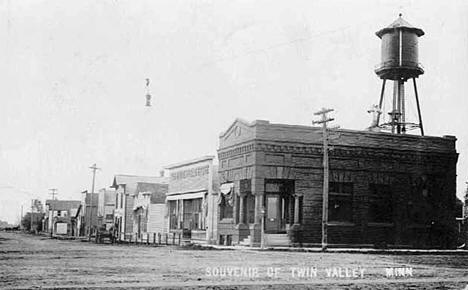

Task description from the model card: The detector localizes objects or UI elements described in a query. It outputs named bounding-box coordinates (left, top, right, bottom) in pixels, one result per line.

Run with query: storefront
left=165, top=156, right=218, bottom=244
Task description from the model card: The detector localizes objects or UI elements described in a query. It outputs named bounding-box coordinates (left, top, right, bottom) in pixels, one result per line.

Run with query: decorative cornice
left=218, top=143, right=255, bottom=159
left=218, top=140, right=457, bottom=166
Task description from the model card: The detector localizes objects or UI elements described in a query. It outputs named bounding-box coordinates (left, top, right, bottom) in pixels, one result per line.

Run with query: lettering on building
left=170, top=165, right=209, bottom=181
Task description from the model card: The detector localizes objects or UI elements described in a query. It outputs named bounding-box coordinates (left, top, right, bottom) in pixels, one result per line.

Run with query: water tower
left=371, top=14, right=425, bottom=135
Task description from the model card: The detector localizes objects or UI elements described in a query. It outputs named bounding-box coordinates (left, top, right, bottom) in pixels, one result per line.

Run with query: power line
left=197, top=18, right=378, bottom=69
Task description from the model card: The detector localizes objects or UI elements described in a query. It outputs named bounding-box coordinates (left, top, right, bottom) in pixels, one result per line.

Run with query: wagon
left=95, top=226, right=114, bottom=244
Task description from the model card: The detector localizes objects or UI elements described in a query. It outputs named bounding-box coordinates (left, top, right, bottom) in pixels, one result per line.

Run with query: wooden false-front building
left=217, top=119, right=458, bottom=248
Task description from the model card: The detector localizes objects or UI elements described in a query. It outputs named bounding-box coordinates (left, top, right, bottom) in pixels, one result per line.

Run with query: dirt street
left=0, top=232, right=467, bottom=289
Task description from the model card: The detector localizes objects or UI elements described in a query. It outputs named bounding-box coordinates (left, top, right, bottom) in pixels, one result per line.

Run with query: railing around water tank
left=374, top=61, right=424, bottom=71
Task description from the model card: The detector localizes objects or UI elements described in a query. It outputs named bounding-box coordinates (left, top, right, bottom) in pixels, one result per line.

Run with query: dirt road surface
left=0, top=232, right=467, bottom=289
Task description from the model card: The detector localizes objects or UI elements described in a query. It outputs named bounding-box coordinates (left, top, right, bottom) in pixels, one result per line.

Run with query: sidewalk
left=30, top=231, right=468, bottom=255
left=209, top=244, right=468, bottom=255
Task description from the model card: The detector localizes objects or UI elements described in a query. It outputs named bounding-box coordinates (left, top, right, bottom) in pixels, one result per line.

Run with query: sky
left=0, top=0, right=467, bottom=224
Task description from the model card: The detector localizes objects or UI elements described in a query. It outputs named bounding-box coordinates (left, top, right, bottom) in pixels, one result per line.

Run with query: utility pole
left=30, top=199, right=34, bottom=233
left=465, top=182, right=468, bottom=250
left=260, top=207, right=265, bottom=249
left=48, top=189, right=57, bottom=236
left=313, top=108, right=336, bottom=251
left=20, top=205, right=23, bottom=230
left=88, top=163, right=100, bottom=241
left=49, top=188, right=58, bottom=200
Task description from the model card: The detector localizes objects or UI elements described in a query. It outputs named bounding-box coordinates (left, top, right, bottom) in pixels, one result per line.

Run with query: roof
left=45, top=200, right=81, bottom=211
left=219, top=118, right=269, bottom=138
left=164, top=155, right=215, bottom=170
left=218, top=118, right=457, bottom=155
left=111, top=174, right=168, bottom=188
left=137, top=182, right=168, bottom=194
left=376, top=14, right=424, bottom=38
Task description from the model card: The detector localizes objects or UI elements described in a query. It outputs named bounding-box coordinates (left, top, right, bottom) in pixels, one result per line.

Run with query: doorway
left=264, top=180, right=295, bottom=234
left=265, top=194, right=281, bottom=232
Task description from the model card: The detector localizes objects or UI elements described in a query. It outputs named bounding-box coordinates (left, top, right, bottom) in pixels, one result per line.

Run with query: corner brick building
left=216, top=119, right=458, bottom=248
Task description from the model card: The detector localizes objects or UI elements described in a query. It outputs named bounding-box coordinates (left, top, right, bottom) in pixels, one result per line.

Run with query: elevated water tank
left=375, top=15, right=424, bottom=80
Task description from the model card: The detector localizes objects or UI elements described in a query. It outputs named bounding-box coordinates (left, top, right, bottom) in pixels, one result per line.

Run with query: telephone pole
left=88, top=163, right=100, bottom=240
left=20, top=205, right=23, bottom=230
left=30, top=199, right=34, bottom=233
left=313, top=108, right=336, bottom=251
left=49, top=188, right=58, bottom=200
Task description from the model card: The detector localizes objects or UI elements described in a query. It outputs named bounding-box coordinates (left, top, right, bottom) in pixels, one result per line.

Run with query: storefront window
left=329, top=182, right=353, bottom=222
left=368, top=184, right=393, bottom=223
left=220, top=195, right=233, bottom=219
left=183, top=198, right=204, bottom=230
left=169, top=201, right=177, bottom=230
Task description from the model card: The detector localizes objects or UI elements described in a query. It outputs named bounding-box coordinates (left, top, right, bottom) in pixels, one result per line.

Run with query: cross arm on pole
left=314, top=108, right=334, bottom=115
left=313, top=117, right=335, bottom=124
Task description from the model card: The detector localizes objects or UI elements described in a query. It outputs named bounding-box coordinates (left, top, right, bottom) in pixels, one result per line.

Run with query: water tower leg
left=392, top=81, right=398, bottom=133
left=412, top=78, right=425, bottom=136
left=400, top=79, right=406, bottom=133
left=377, top=79, right=386, bottom=126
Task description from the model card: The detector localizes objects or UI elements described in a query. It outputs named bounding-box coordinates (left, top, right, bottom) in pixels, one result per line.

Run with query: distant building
left=111, top=175, right=167, bottom=241
left=0, top=220, right=14, bottom=229
left=81, top=191, right=99, bottom=236
left=164, top=156, right=219, bottom=244
left=44, top=199, right=81, bottom=236
left=464, top=192, right=468, bottom=248
left=456, top=197, right=465, bottom=247
left=131, top=182, right=168, bottom=240
left=97, top=188, right=116, bottom=230
left=32, top=199, right=44, bottom=213
left=217, top=119, right=458, bottom=248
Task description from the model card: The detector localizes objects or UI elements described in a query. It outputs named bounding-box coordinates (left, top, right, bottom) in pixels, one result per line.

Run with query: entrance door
left=265, top=194, right=281, bottom=233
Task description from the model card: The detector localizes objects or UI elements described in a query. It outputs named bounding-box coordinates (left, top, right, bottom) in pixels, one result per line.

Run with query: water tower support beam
left=392, top=81, right=398, bottom=133
left=377, top=79, right=387, bottom=126
left=400, top=79, right=406, bottom=133
left=412, top=78, right=424, bottom=136
left=396, top=80, right=402, bottom=134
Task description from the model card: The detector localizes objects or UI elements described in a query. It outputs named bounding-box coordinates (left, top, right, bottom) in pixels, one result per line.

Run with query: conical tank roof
left=376, top=14, right=424, bottom=38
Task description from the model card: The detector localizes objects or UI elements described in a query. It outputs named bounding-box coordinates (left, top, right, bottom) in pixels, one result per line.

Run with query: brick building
left=216, top=119, right=458, bottom=248
left=165, top=156, right=219, bottom=244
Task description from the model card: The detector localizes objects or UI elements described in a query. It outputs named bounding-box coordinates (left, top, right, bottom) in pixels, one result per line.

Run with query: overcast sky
left=1, top=0, right=467, bottom=224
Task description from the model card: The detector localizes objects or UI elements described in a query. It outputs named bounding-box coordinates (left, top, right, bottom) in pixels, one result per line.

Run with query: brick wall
left=217, top=119, right=458, bottom=248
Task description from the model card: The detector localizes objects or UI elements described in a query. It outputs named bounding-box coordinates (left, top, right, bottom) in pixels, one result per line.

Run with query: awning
left=166, top=190, right=207, bottom=201
left=220, top=183, right=233, bottom=195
